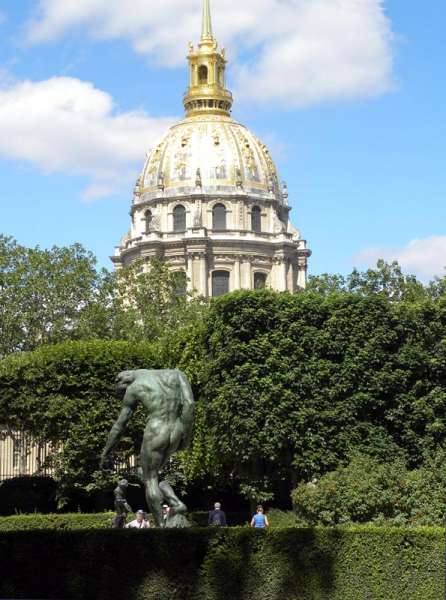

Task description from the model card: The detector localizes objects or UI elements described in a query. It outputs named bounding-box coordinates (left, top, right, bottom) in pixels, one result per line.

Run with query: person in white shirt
left=126, top=510, right=150, bottom=529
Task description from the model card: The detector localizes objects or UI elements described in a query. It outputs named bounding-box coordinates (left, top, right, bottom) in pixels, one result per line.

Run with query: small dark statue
left=101, top=369, right=195, bottom=528
left=112, top=479, right=133, bottom=528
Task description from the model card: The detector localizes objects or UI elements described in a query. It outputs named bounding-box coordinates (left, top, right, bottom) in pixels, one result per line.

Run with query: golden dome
left=136, top=1, right=285, bottom=206
left=139, top=114, right=284, bottom=203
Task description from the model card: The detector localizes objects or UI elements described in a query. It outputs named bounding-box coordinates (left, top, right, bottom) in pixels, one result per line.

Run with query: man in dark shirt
left=208, top=502, right=227, bottom=526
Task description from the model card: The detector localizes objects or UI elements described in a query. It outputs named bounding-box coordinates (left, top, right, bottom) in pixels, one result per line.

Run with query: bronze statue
left=101, top=369, right=195, bottom=528
left=112, top=479, right=133, bottom=528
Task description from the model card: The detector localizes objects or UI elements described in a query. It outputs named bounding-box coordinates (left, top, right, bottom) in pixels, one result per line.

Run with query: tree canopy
left=190, top=289, right=446, bottom=502
left=1, top=235, right=446, bottom=508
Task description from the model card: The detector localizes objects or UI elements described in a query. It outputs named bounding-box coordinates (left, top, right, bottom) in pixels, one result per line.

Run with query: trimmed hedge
left=0, top=528, right=442, bottom=600
left=0, top=512, right=250, bottom=531
left=0, top=513, right=113, bottom=531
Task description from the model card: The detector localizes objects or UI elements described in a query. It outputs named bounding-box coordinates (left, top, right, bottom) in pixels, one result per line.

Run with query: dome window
left=251, top=206, right=262, bottom=233
left=173, top=205, right=186, bottom=232
left=198, top=65, right=208, bottom=84
left=212, top=271, right=230, bottom=297
left=254, top=272, right=267, bottom=290
left=145, top=210, right=153, bottom=232
left=213, top=203, right=227, bottom=230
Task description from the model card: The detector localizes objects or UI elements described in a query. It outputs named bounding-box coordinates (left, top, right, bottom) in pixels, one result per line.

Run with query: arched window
left=213, top=203, right=227, bottom=231
left=254, top=272, right=267, bottom=290
left=251, top=206, right=262, bottom=233
left=173, top=205, right=186, bottom=232
left=144, top=210, right=152, bottom=232
left=212, top=271, right=230, bottom=297
left=198, top=65, right=208, bottom=84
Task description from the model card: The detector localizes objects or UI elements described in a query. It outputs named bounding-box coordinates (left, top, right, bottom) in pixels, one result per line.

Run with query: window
left=212, top=271, right=230, bottom=297
left=213, top=203, right=227, bottom=230
left=173, top=205, right=186, bottom=232
left=174, top=271, right=187, bottom=297
left=251, top=206, right=262, bottom=233
left=254, top=272, right=267, bottom=290
left=145, top=210, right=152, bottom=232
left=198, top=65, right=208, bottom=84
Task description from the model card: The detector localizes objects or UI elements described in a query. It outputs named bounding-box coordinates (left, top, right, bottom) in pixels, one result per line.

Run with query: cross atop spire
left=201, top=0, right=214, bottom=42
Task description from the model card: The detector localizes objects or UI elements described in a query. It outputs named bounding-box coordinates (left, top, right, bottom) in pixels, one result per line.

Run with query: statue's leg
left=159, top=481, right=187, bottom=515
left=141, top=422, right=170, bottom=527
left=144, top=469, right=164, bottom=527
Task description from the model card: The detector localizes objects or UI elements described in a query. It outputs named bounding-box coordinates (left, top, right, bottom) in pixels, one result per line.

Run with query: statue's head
left=116, top=371, right=137, bottom=394
left=118, top=479, right=129, bottom=489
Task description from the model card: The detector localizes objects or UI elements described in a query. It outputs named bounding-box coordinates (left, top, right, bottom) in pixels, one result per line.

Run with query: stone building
left=113, top=0, right=311, bottom=296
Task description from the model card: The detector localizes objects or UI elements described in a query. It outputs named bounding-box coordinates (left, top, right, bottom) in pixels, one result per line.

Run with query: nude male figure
left=100, top=369, right=195, bottom=528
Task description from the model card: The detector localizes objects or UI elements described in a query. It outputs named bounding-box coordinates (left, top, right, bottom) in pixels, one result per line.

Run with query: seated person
left=126, top=510, right=150, bottom=529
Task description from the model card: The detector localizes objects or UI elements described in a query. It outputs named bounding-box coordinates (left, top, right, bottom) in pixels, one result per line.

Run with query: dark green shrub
left=0, top=476, right=57, bottom=515
left=0, top=528, right=442, bottom=600
left=0, top=511, right=249, bottom=531
left=0, top=512, right=113, bottom=531
left=292, top=452, right=446, bottom=526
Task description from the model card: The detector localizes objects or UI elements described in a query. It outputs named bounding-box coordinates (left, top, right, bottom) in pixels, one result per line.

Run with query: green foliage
left=0, top=235, right=103, bottom=357
left=193, top=289, right=446, bottom=503
left=0, top=528, right=442, bottom=599
left=0, top=236, right=208, bottom=358
left=109, top=258, right=208, bottom=346
left=0, top=476, right=57, bottom=515
left=0, top=340, right=160, bottom=502
left=0, top=511, right=249, bottom=530
left=0, top=513, right=113, bottom=531
left=308, top=259, right=431, bottom=302
left=292, top=452, right=446, bottom=526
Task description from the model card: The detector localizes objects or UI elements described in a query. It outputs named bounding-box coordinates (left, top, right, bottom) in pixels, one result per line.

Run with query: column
left=234, top=257, right=241, bottom=291
left=241, top=256, right=252, bottom=289
left=200, top=253, right=208, bottom=296
left=297, top=257, right=308, bottom=289
left=281, top=260, right=288, bottom=292
left=187, top=254, right=194, bottom=293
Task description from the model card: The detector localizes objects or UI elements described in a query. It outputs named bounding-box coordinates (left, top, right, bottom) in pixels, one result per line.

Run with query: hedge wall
left=0, top=528, right=442, bottom=600
left=0, top=512, right=249, bottom=531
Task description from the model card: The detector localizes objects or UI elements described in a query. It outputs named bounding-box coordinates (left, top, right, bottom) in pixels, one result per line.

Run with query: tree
left=189, top=289, right=446, bottom=504
left=0, top=236, right=102, bottom=357
left=0, top=236, right=208, bottom=358
left=308, top=260, right=427, bottom=302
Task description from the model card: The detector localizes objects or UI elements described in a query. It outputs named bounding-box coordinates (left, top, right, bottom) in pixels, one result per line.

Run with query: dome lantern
left=183, top=0, right=233, bottom=117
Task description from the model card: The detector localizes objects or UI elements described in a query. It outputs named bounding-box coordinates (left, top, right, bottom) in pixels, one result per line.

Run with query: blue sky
left=0, top=0, right=444, bottom=279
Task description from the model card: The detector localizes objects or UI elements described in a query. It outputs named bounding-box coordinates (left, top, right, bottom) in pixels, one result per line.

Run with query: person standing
left=208, top=502, right=227, bottom=526
left=126, top=510, right=150, bottom=529
left=251, top=506, right=269, bottom=529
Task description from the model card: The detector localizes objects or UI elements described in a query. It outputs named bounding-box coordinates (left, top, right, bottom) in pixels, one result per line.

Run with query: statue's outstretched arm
left=101, top=392, right=136, bottom=468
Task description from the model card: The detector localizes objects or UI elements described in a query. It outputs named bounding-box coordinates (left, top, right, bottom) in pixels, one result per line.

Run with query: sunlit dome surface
left=137, top=115, right=285, bottom=204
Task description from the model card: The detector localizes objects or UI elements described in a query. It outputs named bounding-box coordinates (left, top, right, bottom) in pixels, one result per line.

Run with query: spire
left=183, top=0, right=233, bottom=117
left=201, top=0, right=214, bottom=42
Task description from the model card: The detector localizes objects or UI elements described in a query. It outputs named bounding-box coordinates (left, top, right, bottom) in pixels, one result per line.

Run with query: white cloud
left=26, top=0, right=395, bottom=107
left=356, top=236, right=446, bottom=281
left=0, top=77, right=175, bottom=199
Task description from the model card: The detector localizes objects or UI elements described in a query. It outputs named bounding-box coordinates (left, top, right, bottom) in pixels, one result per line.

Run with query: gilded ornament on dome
left=214, top=158, right=227, bottom=180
